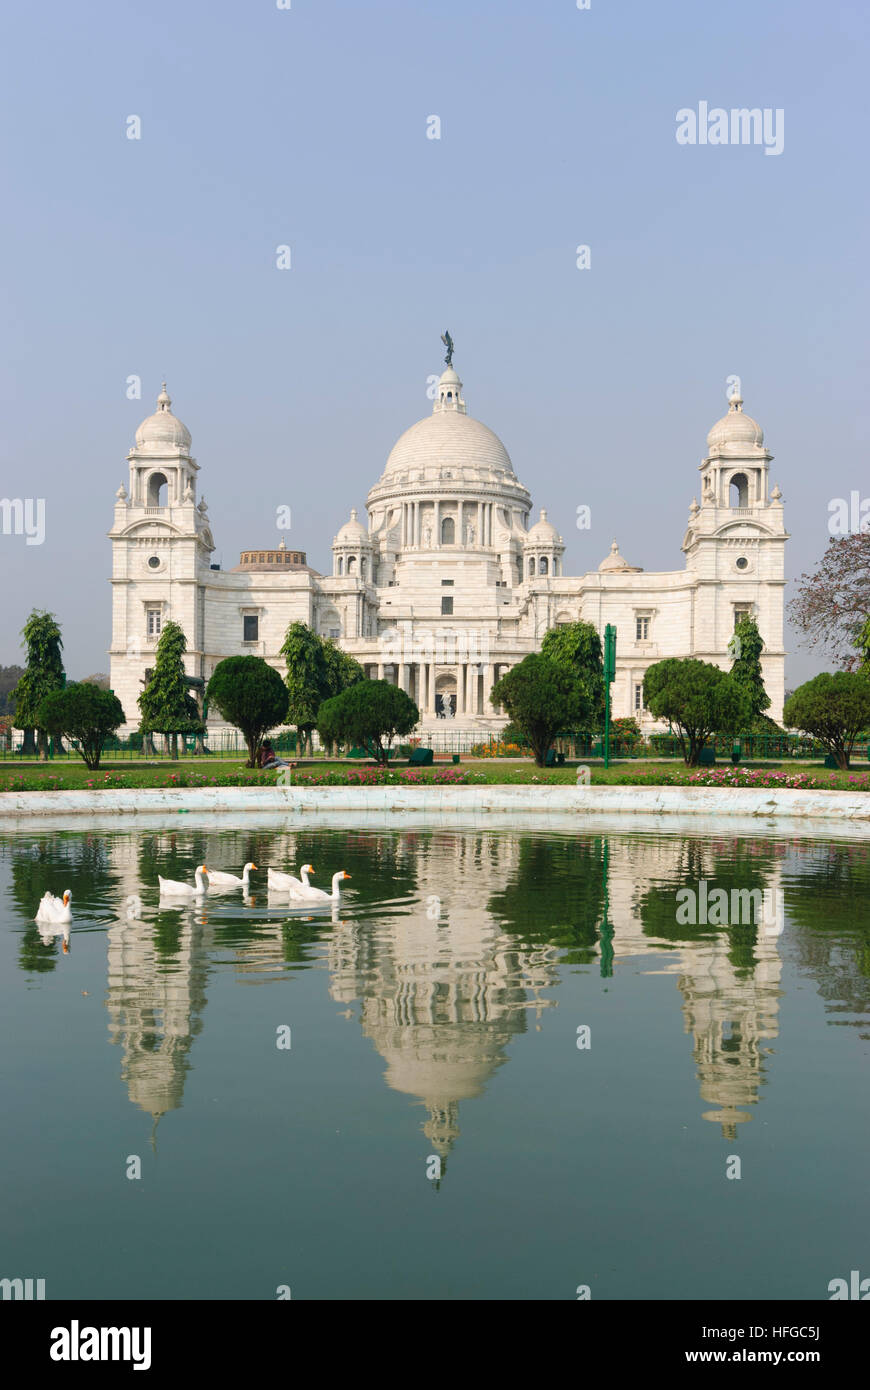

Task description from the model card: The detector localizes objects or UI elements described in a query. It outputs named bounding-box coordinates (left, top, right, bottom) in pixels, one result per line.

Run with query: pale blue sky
left=1, top=0, right=868, bottom=682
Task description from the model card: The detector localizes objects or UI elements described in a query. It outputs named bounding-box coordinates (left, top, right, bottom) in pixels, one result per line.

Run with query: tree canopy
left=317, top=680, right=419, bottom=764
left=12, top=611, right=66, bottom=758
left=789, top=533, right=870, bottom=670
left=643, top=658, right=750, bottom=765
left=37, top=682, right=126, bottom=770
left=490, top=653, right=592, bottom=766
left=281, top=623, right=363, bottom=753
left=0, top=664, right=25, bottom=716
left=540, top=621, right=605, bottom=728
left=783, top=671, right=870, bottom=770
left=206, top=655, right=289, bottom=766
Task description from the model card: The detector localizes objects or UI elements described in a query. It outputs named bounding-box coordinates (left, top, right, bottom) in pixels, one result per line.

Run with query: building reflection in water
left=96, top=828, right=786, bottom=1149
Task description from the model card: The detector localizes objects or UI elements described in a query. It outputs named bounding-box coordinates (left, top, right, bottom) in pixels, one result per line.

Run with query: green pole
left=603, top=623, right=616, bottom=769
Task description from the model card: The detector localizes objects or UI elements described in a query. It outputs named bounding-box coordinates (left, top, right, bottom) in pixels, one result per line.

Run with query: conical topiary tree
left=12, top=611, right=65, bottom=759
left=137, top=621, right=203, bottom=759
left=728, top=615, right=772, bottom=727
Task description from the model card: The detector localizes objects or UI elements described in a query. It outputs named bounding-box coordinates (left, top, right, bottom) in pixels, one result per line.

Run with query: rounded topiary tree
left=317, top=680, right=419, bottom=765
left=490, top=653, right=591, bottom=767
left=37, top=682, right=126, bottom=770
left=784, top=671, right=870, bottom=770
left=643, top=658, right=751, bottom=766
left=206, top=655, right=289, bottom=767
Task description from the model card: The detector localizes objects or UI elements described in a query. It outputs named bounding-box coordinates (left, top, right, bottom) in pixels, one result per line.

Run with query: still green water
left=1, top=823, right=868, bottom=1301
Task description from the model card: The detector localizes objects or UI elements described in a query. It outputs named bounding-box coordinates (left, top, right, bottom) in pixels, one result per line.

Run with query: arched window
left=361, top=557, right=367, bottom=579
left=441, top=516, right=455, bottom=545
left=528, top=557, right=536, bottom=576
left=147, top=472, right=168, bottom=506
left=539, top=556, right=548, bottom=576
left=337, top=557, right=343, bottom=575
left=347, top=555, right=357, bottom=574
left=730, top=473, right=749, bottom=508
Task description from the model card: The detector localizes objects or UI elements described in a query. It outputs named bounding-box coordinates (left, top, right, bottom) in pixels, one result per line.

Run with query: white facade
left=108, top=364, right=788, bottom=735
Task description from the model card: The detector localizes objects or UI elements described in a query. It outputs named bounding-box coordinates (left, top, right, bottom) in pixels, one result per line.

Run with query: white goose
left=291, top=870, right=351, bottom=904
left=207, top=862, right=257, bottom=890
left=158, top=865, right=209, bottom=898
left=267, top=863, right=314, bottom=894
left=35, top=889, right=72, bottom=924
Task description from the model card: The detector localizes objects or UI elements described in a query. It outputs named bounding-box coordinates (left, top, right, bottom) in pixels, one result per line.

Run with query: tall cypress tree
left=12, top=611, right=65, bottom=759
left=138, top=621, right=203, bottom=759
left=728, top=616, right=771, bottom=725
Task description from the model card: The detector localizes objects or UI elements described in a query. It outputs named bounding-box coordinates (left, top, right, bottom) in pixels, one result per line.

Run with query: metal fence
left=1, top=728, right=862, bottom=763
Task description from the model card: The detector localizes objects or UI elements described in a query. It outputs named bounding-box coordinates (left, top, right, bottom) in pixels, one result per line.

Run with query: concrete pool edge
left=1, top=784, right=869, bottom=827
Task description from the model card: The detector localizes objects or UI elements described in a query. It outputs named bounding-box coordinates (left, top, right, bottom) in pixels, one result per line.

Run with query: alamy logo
left=676, top=880, right=783, bottom=934
left=0, top=497, right=45, bottom=545
left=50, top=1321, right=152, bottom=1371
left=676, top=103, right=784, bottom=156
left=0, top=1276, right=45, bottom=1299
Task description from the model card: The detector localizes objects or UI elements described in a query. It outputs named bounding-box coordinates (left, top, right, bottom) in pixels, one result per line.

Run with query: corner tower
left=108, top=386, right=214, bottom=725
left=682, top=390, right=788, bottom=718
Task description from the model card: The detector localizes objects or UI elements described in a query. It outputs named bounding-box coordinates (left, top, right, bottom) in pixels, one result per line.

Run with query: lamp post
left=603, top=623, right=616, bottom=769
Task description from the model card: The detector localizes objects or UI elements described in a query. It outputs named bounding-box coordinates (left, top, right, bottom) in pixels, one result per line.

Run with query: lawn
left=1, top=757, right=868, bottom=792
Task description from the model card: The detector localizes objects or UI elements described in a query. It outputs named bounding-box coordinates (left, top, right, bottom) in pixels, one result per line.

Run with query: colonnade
left=371, top=661, right=510, bottom=717
left=400, top=498, right=496, bottom=548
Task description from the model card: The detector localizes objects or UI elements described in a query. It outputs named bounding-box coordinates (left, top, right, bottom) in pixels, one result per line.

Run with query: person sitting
left=258, top=739, right=289, bottom=769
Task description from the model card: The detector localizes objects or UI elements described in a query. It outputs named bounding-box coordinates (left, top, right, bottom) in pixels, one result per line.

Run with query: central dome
left=383, top=409, right=514, bottom=479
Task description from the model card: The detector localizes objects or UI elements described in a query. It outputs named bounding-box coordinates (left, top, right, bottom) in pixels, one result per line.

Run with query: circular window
left=147, top=556, right=161, bottom=569
left=736, top=557, right=749, bottom=570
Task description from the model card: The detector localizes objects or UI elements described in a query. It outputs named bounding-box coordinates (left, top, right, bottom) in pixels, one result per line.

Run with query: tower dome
left=525, top=508, right=561, bottom=544
left=134, top=384, right=192, bottom=452
left=706, top=395, right=764, bottom=453
left=334, top=508, right=371, bottom=546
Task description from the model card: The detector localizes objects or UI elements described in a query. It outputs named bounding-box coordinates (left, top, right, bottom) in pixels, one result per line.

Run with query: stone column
left=399, top=662, right=408, bottom=692
left=414, top=500, right=420, bottom=547
left=457, top=499, right=463, bottom=547
left=434, top=499, right=440, bottom=547
left=477, top=500, right=483, bottom=545
left=484, top=663, right=495, bottom=712
left=428, top=664, right=437, bottom=714
left=377, top=662, right=384, bottom=680
left=457, top=665, right=465, bottom=715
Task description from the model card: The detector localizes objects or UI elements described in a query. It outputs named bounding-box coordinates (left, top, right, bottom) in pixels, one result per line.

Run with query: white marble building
left=108, top=359, right=788, bottom=736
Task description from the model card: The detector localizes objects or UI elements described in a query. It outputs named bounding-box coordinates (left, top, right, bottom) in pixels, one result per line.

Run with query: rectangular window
left=441, top=579, right=454, bottom=586
left=734, top=606, right=751, bottom=630
left=329, top=628, right=340, bottom=640
left=636, top=616, right=650, bottom=641
left=243, top=615, right=259, bottom=642
left=635, top=683, right=643, bottom=712
left=146, top=608, right=162, bottom=637
left=441, top=596, right=454, bottom=615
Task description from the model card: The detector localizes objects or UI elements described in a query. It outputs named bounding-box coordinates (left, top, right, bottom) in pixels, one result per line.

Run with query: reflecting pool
left=1, top=823, right=868, bottom=1300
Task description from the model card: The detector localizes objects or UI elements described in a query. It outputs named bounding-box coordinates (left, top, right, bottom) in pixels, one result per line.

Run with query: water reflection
left=3, top=827, right=869, bottom=1156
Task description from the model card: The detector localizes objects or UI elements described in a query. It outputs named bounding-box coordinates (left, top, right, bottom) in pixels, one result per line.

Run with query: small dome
left=525, top=508, right=561, bottom=544
left=706, top=395, right=764, bottom=452
left=334, top=507, right=371, bottom=545
left=135, top=384, right=192, bottom=451
left=598, top=539, right=641, bottom=573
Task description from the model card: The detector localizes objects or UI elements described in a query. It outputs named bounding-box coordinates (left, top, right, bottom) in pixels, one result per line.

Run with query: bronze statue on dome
left=441, top=331, right=454, bottom=367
